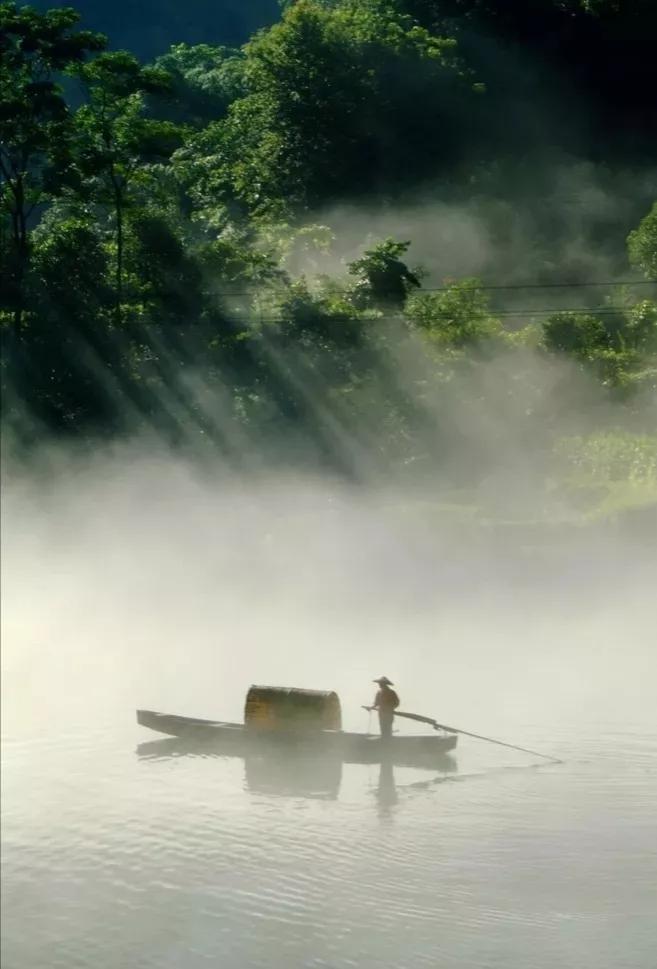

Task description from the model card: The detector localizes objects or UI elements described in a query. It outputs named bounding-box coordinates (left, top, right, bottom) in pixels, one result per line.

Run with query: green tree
left=627, top=202, right=657, bottom=281
left=625, top=299, right=657, bottom=353
left=17, top=210, right=120, bottom=430
left=153, top=43, right=245, bottom=125
left=348, top=238, right=421, bottom=310
left=405, top=278, right=503, bottom=347
left=542, top=311, right=610, bottom=358
left=72, top=51, right=182, bottom=323
left=541, top=302, right=656, bottom=394
left=123, top=212, right=204, bottom=326
left=276, top=277, right=366, bottom=349
left=0, top=2, right=105, bottom=328
left=183, top=0, right=470, bottom=220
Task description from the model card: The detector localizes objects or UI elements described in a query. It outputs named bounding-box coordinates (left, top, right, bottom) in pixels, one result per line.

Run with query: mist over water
left=2, top=446, right=656, bottom=968
left=2, top=448, right=655, bottom=727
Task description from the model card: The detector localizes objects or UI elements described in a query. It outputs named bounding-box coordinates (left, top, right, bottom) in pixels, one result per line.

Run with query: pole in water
left=394, top=710, right=562, bottom=763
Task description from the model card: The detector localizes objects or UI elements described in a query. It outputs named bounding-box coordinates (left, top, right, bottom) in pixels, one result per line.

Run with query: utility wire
left=223, top=307, right=651, bottom=324
left=213, top=279, right=657, bottom=298
left=214, top=307, right=644, bottom=329
left=421, top=280, right=657, bottom=292
left=455, top=307, right=647, bottom=317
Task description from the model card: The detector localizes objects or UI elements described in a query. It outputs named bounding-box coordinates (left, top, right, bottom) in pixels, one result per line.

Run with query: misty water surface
left=2, top=459, right=656, bottom=969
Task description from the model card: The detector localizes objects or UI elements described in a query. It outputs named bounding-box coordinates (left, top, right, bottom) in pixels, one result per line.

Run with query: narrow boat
left=137, top=687, right=458, bottom=769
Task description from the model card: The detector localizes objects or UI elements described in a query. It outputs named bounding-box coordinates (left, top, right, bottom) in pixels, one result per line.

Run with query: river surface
left=2, top=713, right=656, bottom=969
left=2, top=474, right=656, bottom=968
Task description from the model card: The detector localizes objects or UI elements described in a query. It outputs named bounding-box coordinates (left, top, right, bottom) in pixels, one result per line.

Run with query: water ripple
left=2, top=721, right=656, bottom=969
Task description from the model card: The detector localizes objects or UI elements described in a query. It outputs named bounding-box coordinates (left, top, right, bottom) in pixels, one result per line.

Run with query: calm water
left=2, top=710, right=656, bottom=969
left=2, top=474, right=656, bottom=968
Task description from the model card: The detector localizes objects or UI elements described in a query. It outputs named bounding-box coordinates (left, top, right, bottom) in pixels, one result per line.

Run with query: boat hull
left=136, top=709, right=457, bottom=767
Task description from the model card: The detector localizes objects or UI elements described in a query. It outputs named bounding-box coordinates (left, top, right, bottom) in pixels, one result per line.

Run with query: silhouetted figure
left=369, top=676, right=400, bottom=739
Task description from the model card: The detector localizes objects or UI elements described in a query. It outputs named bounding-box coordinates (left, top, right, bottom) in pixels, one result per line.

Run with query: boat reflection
left=137, top=737, right=343, bottom=798
left=136, top=737, right=457, bottom=802
left=245, top=753, right=342, bottom=799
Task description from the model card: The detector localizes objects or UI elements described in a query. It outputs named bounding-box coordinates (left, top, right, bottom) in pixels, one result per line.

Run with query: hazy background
left=3, top=443, right=655, bottom=734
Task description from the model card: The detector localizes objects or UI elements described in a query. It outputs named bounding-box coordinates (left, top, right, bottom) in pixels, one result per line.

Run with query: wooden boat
left=136, top=708, right=458, bottom=767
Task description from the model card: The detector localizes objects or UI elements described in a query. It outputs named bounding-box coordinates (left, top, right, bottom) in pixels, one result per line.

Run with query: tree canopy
left=1, top=0, right=655, bottom=485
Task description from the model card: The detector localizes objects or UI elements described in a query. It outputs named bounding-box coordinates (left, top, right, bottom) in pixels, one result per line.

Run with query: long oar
left=395, top=710, right=561, bottom=763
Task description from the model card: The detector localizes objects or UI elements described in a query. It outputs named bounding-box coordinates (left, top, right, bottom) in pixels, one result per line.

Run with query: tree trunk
left=8, top=175, right=28, bottom=332
left=16, top=184, right=27, bottom=331
left=112, top=176, right=124, bottom=326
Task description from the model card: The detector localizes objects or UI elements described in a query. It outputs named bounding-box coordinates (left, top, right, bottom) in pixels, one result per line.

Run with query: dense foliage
left=1, top=1, right=656, bottom=495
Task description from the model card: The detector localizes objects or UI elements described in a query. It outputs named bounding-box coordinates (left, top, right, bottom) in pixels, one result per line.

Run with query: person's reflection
left=375, top=756, right=397, bottom=818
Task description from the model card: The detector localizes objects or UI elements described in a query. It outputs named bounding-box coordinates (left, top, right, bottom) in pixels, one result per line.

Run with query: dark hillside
left=2, top=1, right=656, bottom=513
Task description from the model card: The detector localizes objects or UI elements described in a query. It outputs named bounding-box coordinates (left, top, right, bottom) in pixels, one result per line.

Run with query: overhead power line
left=232, top=306, right=652, bottom=325
left=213, top=279, right=657, bottom=298
left=463, top=306, right=646, bottom=317
left=421, top=280, right=657, bottom=292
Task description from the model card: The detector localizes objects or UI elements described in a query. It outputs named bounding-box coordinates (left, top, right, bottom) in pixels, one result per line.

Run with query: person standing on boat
left=369, top=676, right=399, bottom=739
